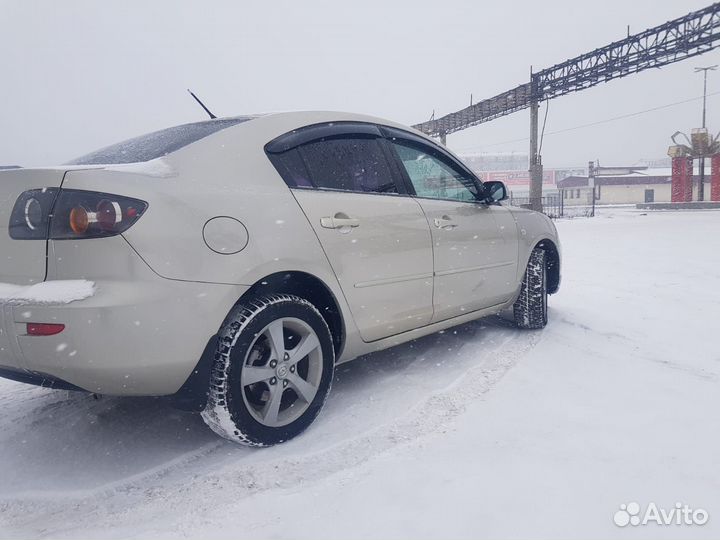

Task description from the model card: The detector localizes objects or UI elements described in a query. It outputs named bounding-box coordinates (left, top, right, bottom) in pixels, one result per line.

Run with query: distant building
left=459, top=152, right=528, bottom=172
left=558, top=165, right=711, bottom=204
left=458, top=153, right=584, bottom=195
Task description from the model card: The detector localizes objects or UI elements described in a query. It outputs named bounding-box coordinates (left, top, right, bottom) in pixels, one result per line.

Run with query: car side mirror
left=482, top=181, right=508, bottom=203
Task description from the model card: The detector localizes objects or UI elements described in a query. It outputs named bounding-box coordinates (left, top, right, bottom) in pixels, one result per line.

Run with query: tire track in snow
left=1, top=320, right=542, bottom=537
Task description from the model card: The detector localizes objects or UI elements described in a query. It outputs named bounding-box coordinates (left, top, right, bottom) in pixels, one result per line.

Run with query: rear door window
left=267, top=148, right=313, bottom=188
left=298, top=137, right=398, bottom=194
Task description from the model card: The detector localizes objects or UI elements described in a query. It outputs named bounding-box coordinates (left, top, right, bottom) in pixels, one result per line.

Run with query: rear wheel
left=201, top=294, right=334, bottom=446
left=513, top=248, right=548, bottom=329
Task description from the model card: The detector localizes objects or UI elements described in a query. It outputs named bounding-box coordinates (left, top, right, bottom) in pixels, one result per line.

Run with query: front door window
left=390, top=141, right=480, bottom=202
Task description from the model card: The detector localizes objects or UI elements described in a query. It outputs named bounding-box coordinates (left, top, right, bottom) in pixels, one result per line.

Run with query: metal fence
left=509, top=188, right=596, bottom=218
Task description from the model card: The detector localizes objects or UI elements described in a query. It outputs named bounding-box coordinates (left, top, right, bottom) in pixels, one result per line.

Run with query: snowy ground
left=1, top=207, right=718, bottom=539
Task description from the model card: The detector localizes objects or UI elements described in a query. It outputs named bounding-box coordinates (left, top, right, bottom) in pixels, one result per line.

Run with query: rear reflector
left=26, top=323, right=65, bottom=336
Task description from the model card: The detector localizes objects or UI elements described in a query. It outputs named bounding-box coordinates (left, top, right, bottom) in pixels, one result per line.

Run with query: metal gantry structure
left=413, top=3, right=720, bottom=209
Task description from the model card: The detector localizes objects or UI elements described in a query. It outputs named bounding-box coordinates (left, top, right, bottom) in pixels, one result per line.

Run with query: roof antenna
left=187, top=89, right=217, bottom=119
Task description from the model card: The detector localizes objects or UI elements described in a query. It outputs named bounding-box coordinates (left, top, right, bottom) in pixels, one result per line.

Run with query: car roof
left=68, top=111, right=434, bottom=167
left=233, top=110, right=425, bottom=135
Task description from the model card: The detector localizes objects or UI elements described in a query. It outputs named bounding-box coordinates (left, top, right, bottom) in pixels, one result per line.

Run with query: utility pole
left=588, top=160, right=596, bottom=217
left=528, top=71, right=543, bottom=212
left=694, top=65, right=717, bottom=201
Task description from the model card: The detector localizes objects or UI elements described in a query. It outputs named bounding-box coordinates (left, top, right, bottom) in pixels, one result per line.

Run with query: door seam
left=409, top=197, right=437, bottom=323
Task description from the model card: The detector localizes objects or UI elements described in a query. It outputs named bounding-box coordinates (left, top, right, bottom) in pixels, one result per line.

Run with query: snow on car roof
left=67, top=116, right=260, bottom=165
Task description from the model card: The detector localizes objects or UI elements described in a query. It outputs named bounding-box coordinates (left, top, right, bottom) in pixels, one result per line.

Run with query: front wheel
left=201, top=294, right=335, bottom=446
left=513, top=248, right=548, bottom=329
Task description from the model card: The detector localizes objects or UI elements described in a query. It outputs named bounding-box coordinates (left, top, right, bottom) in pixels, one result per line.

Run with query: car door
left=266, top=123, right=434, bottom=342
left=384, top=129, right=519, bottom=323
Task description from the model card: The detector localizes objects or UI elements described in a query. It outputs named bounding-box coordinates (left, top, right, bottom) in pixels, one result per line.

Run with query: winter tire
left=513, top=248, right=548, bottom=329
left=201, top=294, right=335, bottom=446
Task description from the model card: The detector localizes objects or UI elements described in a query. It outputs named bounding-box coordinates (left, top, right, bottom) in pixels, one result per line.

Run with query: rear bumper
left=0, top=365, right=85, bottom=391
left=0, top=277, right=248, bottom=396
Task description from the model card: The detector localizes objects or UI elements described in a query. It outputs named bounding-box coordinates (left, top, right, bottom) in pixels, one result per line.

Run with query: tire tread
left=201, top=294, right=332, bottom=447
left=513, top=248, right=547, bottom=329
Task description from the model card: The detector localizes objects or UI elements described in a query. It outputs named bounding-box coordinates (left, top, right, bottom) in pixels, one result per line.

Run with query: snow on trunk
left=0, top=280, right=95, bottom=304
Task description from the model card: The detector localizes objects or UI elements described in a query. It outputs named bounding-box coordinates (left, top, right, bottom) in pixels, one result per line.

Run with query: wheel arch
left=534, top=238, right=560, bottom=294
left=171, top=270, right=346, bottom=412
left=236, top=271, right=346, bottom=358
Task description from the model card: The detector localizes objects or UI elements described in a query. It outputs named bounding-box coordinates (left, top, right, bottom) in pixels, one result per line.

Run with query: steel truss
left=414, top=3, right=720, bottom=137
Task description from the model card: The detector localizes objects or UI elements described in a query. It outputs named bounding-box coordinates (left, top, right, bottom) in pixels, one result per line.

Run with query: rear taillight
left=9, top=189, right=147, bottom=240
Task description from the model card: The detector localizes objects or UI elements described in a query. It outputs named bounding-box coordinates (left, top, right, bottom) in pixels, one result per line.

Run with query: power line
left=452, top=91, right=720, bottom=153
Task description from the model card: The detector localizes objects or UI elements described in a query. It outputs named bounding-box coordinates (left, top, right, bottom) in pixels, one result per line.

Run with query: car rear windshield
left=67, top=117, right=255, bottom=165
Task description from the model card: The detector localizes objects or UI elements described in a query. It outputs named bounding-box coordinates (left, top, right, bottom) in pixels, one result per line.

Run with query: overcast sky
left=2, top=0, right=718, bottom=169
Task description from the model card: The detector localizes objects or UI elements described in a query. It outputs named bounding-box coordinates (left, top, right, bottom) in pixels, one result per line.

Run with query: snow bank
left=104, top=157, right=176, bottom=178
left=0, top=280, right=95, bottom=305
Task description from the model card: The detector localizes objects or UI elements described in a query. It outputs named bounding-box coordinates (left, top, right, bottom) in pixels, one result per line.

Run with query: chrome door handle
left=434, top=216, right=457, bottom=230
left=320, top=216, right=360, bottom=229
